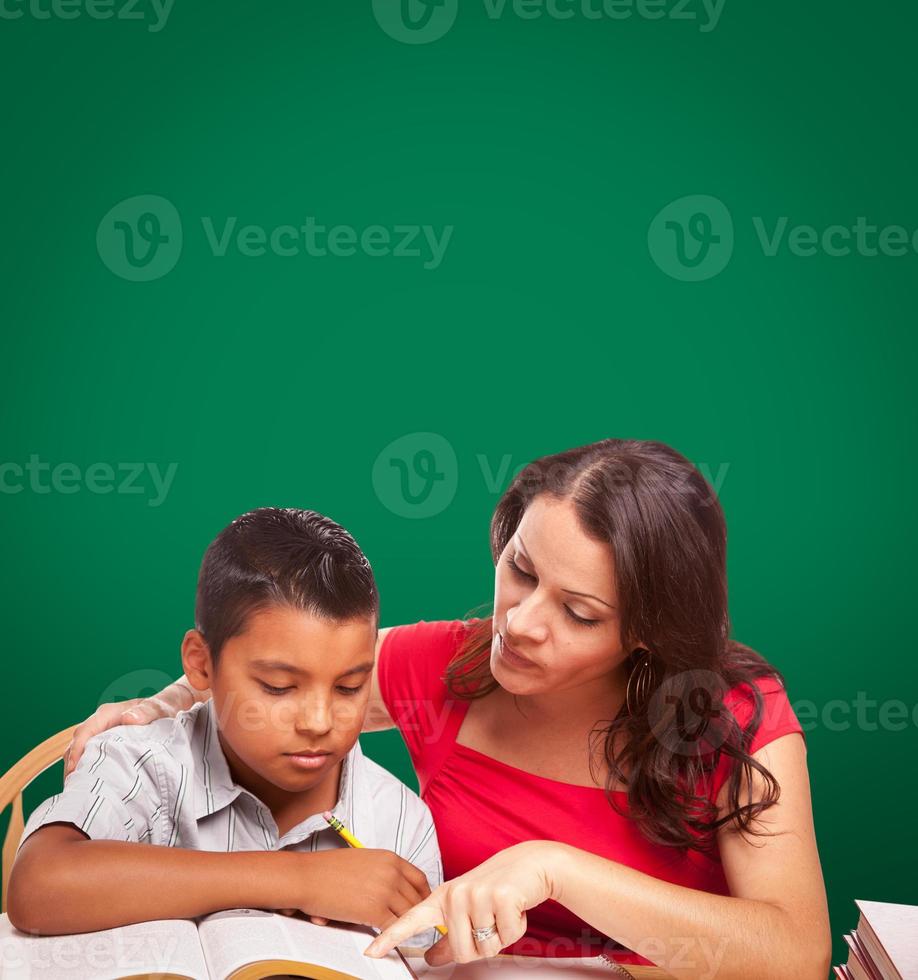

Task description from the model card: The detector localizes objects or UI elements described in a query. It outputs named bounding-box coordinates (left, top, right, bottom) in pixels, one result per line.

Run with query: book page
left=855, top=899, right=918, bottom=979
left=0, top=913, right=208, bottom=980
left=197, top=909, right=410, bottom=980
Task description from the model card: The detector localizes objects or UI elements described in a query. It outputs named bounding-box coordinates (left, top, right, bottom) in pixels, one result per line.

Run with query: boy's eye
left=259, top=681, right=365, bottom=696
left=259, top=682, right=294, bottom=696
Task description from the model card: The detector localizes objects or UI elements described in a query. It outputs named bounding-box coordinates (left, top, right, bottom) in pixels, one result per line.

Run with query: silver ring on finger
left=471, top=923, right=498, bottom=943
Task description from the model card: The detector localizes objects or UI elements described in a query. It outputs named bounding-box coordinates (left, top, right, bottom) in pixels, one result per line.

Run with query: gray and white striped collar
left=189, top=699, right=243, bottom=820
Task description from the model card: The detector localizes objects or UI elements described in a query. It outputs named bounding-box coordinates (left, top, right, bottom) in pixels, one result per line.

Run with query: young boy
left=8, top=507, right=440, bottom=946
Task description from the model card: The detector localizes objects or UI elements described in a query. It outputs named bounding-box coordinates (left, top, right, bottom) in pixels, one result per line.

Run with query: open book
left=0, top=908, right=416, bottom=980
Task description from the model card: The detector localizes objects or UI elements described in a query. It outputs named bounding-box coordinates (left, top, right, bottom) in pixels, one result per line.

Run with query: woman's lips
left=498, top=633, right=537, bottom=669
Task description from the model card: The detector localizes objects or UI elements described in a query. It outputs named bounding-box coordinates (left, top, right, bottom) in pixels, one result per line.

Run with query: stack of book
left=834, top=899, right=918, bottom=980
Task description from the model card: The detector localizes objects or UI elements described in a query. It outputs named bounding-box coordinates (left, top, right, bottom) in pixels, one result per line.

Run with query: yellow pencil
left=322, top=811, right=447, bottom=936
left=322, top=811, right=364, bottom=849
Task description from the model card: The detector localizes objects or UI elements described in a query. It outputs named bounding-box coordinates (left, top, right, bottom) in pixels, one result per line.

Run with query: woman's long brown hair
left=445, top=438, right=784, bottom=856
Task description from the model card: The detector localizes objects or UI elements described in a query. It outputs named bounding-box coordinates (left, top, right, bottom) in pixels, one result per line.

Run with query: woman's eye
left=508, top=554, right=600, bottom=628
left=259, top=682, right=293, bottom=696
left=507, top=555, right=536, bottom=581
left=336, top=685, right=364, bottom=696
left=565, top=607, right=600, bottom=628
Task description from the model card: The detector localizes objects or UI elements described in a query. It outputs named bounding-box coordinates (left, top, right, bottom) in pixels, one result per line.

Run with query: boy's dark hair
left=195, top=507, right=379, bottom=661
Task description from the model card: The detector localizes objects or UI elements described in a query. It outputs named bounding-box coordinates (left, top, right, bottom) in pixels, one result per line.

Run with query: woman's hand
left=364, top=841, right=563, bottom=966
left=63, top=679, right=207, bottom=779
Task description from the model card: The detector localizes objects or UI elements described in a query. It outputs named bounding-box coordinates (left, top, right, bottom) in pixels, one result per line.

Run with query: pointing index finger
left=363, top=897, right=445, bottom=958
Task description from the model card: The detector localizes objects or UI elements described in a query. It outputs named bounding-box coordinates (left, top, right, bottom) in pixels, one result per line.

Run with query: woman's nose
left=506, top=600, right=549, bottom=644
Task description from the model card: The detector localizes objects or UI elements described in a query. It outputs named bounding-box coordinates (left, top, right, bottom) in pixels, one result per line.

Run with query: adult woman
left=65, top=439, right=831, bottom=978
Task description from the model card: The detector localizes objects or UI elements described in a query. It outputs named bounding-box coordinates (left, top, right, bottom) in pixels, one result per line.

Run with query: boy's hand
left=287, top=848, right=432, bottom=931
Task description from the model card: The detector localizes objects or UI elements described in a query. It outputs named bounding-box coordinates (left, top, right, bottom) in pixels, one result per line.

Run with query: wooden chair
left=0, top=724, right=76, bottom=913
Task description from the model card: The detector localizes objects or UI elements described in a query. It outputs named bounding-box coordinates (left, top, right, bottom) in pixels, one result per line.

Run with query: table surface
left=401, top=950, right=673, bottom=978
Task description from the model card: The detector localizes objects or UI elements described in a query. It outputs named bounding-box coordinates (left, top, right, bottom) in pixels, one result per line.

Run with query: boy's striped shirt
left=19, top=700, right=443, bottom=946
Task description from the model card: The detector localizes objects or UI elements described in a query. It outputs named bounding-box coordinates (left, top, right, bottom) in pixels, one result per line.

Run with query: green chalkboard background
left=1, top=0, right=916, bottom=972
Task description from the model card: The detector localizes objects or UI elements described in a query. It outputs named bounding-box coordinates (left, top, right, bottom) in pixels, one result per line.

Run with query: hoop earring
left=625, top=649, right=654, bottom=715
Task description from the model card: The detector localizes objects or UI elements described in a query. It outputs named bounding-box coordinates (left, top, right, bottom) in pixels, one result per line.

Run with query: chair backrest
left=0, top=725, right=76, bottom=913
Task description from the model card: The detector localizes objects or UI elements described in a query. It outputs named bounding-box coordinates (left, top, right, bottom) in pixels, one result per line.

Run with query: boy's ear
left=181, top=629, right=215, bottom=691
